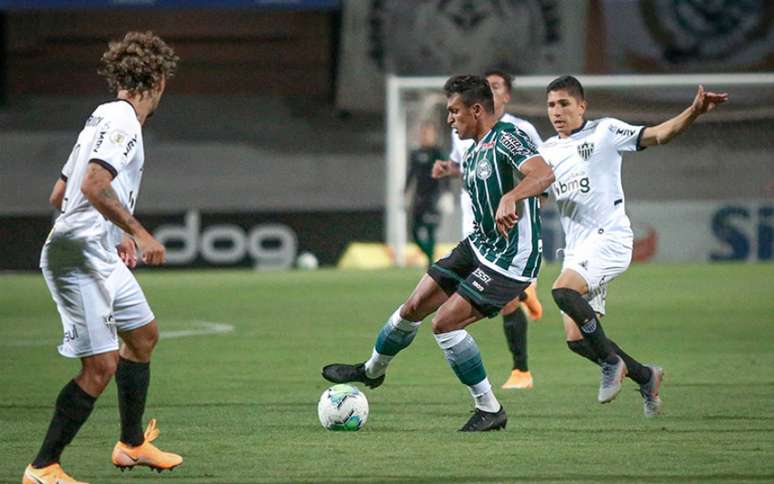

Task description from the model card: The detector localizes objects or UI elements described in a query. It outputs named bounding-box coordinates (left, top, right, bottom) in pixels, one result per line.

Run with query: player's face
left=486, top=74, right=511, bottom=112
left=547, top=89, right=586, bottom=138
left=447, top=94, right=479, bottom=140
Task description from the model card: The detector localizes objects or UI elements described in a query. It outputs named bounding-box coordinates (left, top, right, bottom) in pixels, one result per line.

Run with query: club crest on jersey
left=577, top=141, right=594, bottom=161
left=476, top=160, right=493, bottom=180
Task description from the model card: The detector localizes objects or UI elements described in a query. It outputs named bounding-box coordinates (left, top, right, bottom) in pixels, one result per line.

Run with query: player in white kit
left=24, top=32, right=182, bottom=484
left=541, top=75, right=728, bottom=416
left=434, top=70, right=545, bottom=390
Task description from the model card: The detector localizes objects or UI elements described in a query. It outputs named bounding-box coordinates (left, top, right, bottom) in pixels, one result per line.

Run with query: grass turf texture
left=1, top=263, right=772, bottom=483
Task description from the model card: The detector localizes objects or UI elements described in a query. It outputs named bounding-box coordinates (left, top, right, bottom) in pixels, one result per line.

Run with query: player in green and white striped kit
left=322, top=75, right=555, bottom=431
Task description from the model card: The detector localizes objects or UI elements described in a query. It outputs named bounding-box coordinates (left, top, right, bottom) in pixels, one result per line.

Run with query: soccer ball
left=296, top=251, right=319, bottom=270
left=317, top=384, right=369, bottom=431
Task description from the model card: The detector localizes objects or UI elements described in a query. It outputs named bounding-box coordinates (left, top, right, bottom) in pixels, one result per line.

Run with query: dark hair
left=98, top=31, right=179, bottom=95
left=484, top=69, right=513, bottom=93
left=546, top=75, right=585, bottom=100
left=443, top=75, right=494, bottom=113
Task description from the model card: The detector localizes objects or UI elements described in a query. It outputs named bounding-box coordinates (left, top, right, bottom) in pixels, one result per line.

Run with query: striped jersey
left=462, top=121, right=543, bottom=281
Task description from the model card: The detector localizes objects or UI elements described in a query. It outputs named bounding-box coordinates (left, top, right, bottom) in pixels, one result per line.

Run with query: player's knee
left=551, top=287, right=580, bottom=308
left=401, top=296, right=425, bottom=321
left=83, top=356, right=118, bottom=388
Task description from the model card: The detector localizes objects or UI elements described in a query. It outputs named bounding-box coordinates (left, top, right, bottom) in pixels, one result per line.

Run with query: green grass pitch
left=1, top=263, right=773, bottom=483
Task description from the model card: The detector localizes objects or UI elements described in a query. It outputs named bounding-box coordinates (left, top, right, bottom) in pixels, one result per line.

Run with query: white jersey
left=450, top=113, right=542, bottom=238
left=41, top=100, right=144, bottom=274
left=539, top=117, right=644, bottom=250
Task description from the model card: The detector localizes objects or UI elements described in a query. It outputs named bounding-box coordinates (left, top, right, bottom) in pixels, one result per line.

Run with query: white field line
left=5, top=320, right=234, bottom=347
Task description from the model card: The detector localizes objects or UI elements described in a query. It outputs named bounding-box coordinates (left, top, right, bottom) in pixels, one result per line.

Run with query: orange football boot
left=501, top=369, right=534, bottom=389
left=520, top=283, right=543, bottom=320
left=111, top=419, right=182, bottom=472
left=22, top=463, right=88, bottom=484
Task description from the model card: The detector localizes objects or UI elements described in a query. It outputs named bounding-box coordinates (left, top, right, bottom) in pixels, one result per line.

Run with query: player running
left=23, top=32, right=181, bottom=484
left=541, top=75, right=728, bottom=416
left=322, top=75, right=554, bottom=431
left=433, top=69, right=545, bottom=390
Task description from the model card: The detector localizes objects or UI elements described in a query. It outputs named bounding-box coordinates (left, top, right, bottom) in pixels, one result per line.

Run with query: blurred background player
left=542, top=75, right=728, bottom=415
left=433, top=69, right=544, bottom=390
left=322, top=75, right=554, bottom=431
left=24, top=32, right=182, bottom=484
left=405, top=121, right=449, bottom=268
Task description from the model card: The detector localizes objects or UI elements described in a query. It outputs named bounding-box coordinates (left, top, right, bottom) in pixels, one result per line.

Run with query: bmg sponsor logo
left=556, top=176, right=590, bottom=195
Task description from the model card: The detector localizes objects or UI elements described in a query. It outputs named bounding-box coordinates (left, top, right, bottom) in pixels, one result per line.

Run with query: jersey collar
left=569, top=120, right=588, bottom=136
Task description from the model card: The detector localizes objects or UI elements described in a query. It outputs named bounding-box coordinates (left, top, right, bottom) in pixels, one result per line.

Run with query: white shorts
left=41, top=261, right=154, bottom=358
left=561, top=230, right=633, bottom=315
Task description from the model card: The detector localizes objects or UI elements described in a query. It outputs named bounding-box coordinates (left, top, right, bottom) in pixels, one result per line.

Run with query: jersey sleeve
left=90, top=105, right=140, bottom=178
left=497, top=130, right=540, bottom=170
left=603, top=117, right=646, bottom=152
left=449, top=131, right=466, bottom=164
left=517, top=121, right=543, bottom=148
left=60, top=144, right=78, bottom=181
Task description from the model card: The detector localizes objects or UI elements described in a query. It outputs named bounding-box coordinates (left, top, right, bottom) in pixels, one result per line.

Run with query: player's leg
left=322, top=274, right=448, bottom=388
left=322, top=240, right=476, bottom=387
left=109, top=264, right=182, bottom=471
left=500, top=301, right=532, bottom=389
left=31, top=353, right=117, bottom=468
left=27, top=268, right=119, bottom=482
left=435, top=264, right=530, bottom=431
left=552, top=269, right=626, bottom=403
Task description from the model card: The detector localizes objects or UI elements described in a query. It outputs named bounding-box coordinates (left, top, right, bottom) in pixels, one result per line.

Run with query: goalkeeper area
left=2, top=263, right=772, bottom=482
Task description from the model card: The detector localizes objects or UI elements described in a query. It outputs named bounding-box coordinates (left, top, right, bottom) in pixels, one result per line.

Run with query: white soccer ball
left=296, top=251, right=319, bottom=270
left=317, top=384, right=369, bottom=431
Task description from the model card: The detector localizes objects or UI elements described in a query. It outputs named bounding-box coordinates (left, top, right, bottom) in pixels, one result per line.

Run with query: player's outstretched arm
left=640, top=85, right=728, bottom=147
left=81, top=161, right=165, bottom=265
left=48, top=178, right=67, bottom=210
left=432, top=159, right=462, bottom=179
left=495, top=156, right=555, bottom=237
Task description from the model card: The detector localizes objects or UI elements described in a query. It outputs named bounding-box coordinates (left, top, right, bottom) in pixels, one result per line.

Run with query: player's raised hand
left=136, top=233, right=166, bottom=266
left=495, top=193, right=519, bottom=238
left=692, top=85, right=728, bottom=115
left=116, top=235, right=138, bottom=269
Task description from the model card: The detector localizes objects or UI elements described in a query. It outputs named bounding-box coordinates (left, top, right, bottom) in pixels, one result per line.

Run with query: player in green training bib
left=322, top=75, right=555, bottom=431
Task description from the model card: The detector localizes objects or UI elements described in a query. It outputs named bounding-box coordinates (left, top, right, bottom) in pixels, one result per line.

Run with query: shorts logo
left=476, top=160, right=492, bottom=180
left=64, top=326, right=79, bottom=342
left=472, top=268, right=492, bottom=284
left=577, top=141, right=594, bottom=161
left=579, top=260, right=589, bottom=270
left=581, top=319, right=597, bottom=334
left=103, top=313, right=115, bottom=325
left=472, top=281, right=484, bottom=291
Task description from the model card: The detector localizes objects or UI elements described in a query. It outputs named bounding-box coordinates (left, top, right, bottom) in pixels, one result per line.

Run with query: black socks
left=116, top=357, right=150, bottom=446
left=32, top=380, right=96, bottom=468
left=503, top=308, right=528, bottom=371
left=552, top=288, right=617, bottom=364
left=567, top=339, right=652, bottom=385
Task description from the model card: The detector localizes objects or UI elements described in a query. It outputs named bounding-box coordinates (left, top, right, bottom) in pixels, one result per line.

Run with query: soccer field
left=1, top=263, right=773, bottom=483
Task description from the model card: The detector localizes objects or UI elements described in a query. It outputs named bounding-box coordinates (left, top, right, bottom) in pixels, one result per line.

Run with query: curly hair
left=98, top=31, right=179, bottom=95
